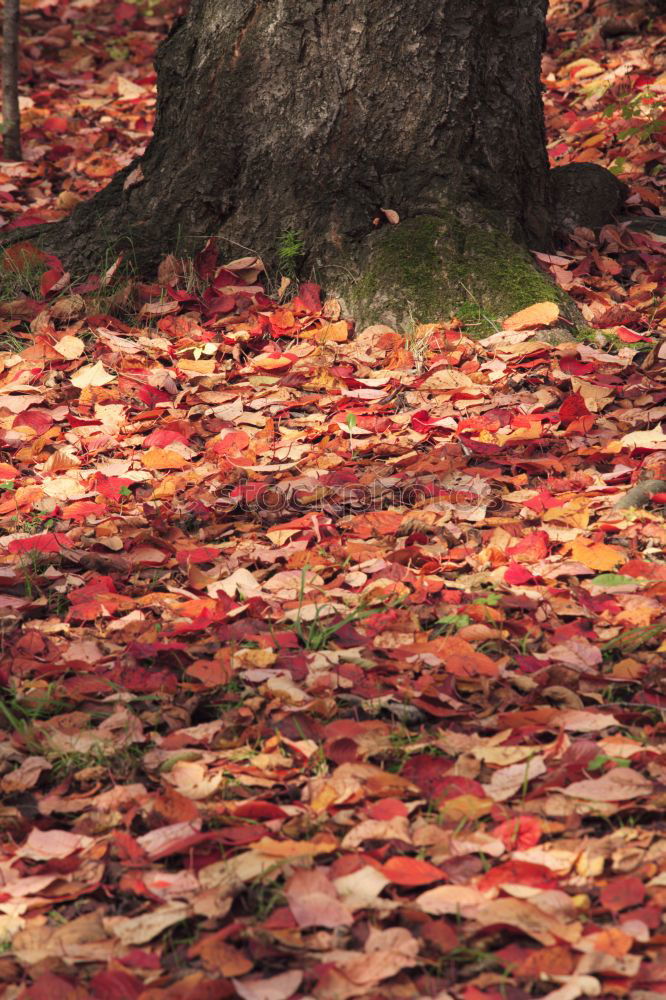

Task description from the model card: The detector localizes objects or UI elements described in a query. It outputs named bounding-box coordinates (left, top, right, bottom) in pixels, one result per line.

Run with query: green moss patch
left=336, top=212, right=581, bottom=337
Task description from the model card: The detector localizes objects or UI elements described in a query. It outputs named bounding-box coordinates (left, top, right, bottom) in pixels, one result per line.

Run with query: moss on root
left=334, top=212, right=581, bottom=337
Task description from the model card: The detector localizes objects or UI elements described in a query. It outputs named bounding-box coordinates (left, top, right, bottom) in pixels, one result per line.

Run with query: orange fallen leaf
left=503, top=301, right=560, bottom=330
left=568, top=538, right=624, bottom=571
left=381, top=856, right=445, bottom=887
left=142, top=447, right=190, bottom=470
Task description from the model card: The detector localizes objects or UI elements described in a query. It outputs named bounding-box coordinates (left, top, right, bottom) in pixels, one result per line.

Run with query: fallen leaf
left=232, top=970, right=303, bottom=1000
left=285, top=868, right=353, bottom=928
left=561, top=768, right=652, bottom=802
left=503, top=301, right=560, bottom=330
left=71, top=361, right=116, bottom=388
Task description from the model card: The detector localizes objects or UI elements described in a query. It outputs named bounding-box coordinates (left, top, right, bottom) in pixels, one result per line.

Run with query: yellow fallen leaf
left=104, top=901, right=192, bottom=946
left=56, top=190, right=82, bottom=212
left=165, top=761, right=223, bottom=800
left=177, top=358, right=216, bottom=375
left=472, top=745, right=539, bottom=766
left=71, top=361, right=116, bottom=388
left=438, top=795, right=493, bottom=823
left=620, top=427, right=666, bottom=450
left=503, top=302, right=560, bottom=330
left=142, top=447, right=190, bottom=471
left=304, top=320, right=349, bottom=343
left=266, top=528, right=301, bottom=545
left=569, top=539, right=624, bottom=571
left=255, top=835, right=338, bottom=858
left=115, top=74, right=145, bottom=100
left=420, top=368, right=474, bottom=391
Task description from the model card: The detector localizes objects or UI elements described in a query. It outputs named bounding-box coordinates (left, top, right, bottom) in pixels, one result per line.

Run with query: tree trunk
left=2, top=0, right=22, bottom=161
left=12, top=0, right=565, bottom=330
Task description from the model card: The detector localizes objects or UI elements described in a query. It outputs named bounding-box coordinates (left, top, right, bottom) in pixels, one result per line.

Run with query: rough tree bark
left=2, top=0, right=22, bottom=161
left=9, top=0, right=573, bottom=329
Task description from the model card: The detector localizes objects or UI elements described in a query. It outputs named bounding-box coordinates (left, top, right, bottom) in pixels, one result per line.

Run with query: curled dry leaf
left=380, top=207, right=400, bottom=224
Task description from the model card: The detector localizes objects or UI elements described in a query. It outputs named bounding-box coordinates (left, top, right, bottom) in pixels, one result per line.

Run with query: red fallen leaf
left=40, top=266, right=69, bottom=297
left=366, top=798, right=409, bottom=820
left=8, top=532, right=72, bottom=554
left=14, top=410, right=53, bottom=435
left=435, top=775, right=487, bottom=802
left=95, top=474, right=134, bottom=501
left=381, top=856, right=445, bottom=886
left=5, top=213, right=48, bottom=230
left=493, top=815, right=542, bottom=851
left=478, top=861, right=558, bottom=893
left=513, top=945, right=575, bottom=978
left=401, top=755, right=453, bottom=797
left=61, top=501, right=106, bottom=521
left=119, top=949, right=162, bottom=972
left=523, top=489, right=564, bottom=513
left=195, top=237, right=219, bottom=278
left=411, top=409, right=437, bottom=433
left=504, top=562, right=536, bottom=585
left=186, top=658, right=233, bottom=688
left=506, top=530, right=549, bottom=562
left=621, top=559, right=666, bottom=581
left=112, top=830, right=147, bottom=864
left=600, top=875, right=646, bottom=913
left=89, top=969, right=142, bottom=999
left=42, top=115, right=69, bottom=133
left=269, top=308, right=297, bottom=335
left=614, top=326, right=654, bottom=343
left=293, top=282, right=322, bottom=313
left=144, top=428, right=191, bottom=448
left=347, top=510, right=405, bottom=538
left=559, top=392, right=590, bottom=424
left=2, top=241, right=49, bottom=272
left=323, top=720, right=390, bottom=764
left=210, top=430, right=250, bottom=456
left=234, top=801, right=288, bottom=821
left=203, top=292, right=236, bottom=315
left=421, top=917, right=459, bottom=953
left=176, top=546, right=221, bottom=565
left=16, top=973, right=82, bottom=1000
left=438, top=636, right=499, bottom=678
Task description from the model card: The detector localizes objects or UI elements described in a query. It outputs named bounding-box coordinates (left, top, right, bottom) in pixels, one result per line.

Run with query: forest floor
left=0, top=1, right=665, bottom=998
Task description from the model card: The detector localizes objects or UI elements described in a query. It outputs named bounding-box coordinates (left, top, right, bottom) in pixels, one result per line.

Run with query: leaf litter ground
left=0, top=1, right=665, bottom=999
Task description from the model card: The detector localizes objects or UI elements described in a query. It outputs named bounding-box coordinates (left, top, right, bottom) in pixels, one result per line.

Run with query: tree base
left=2, top=205, right=583, bottom=343
left=328, top=210, right=581, bottom=336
